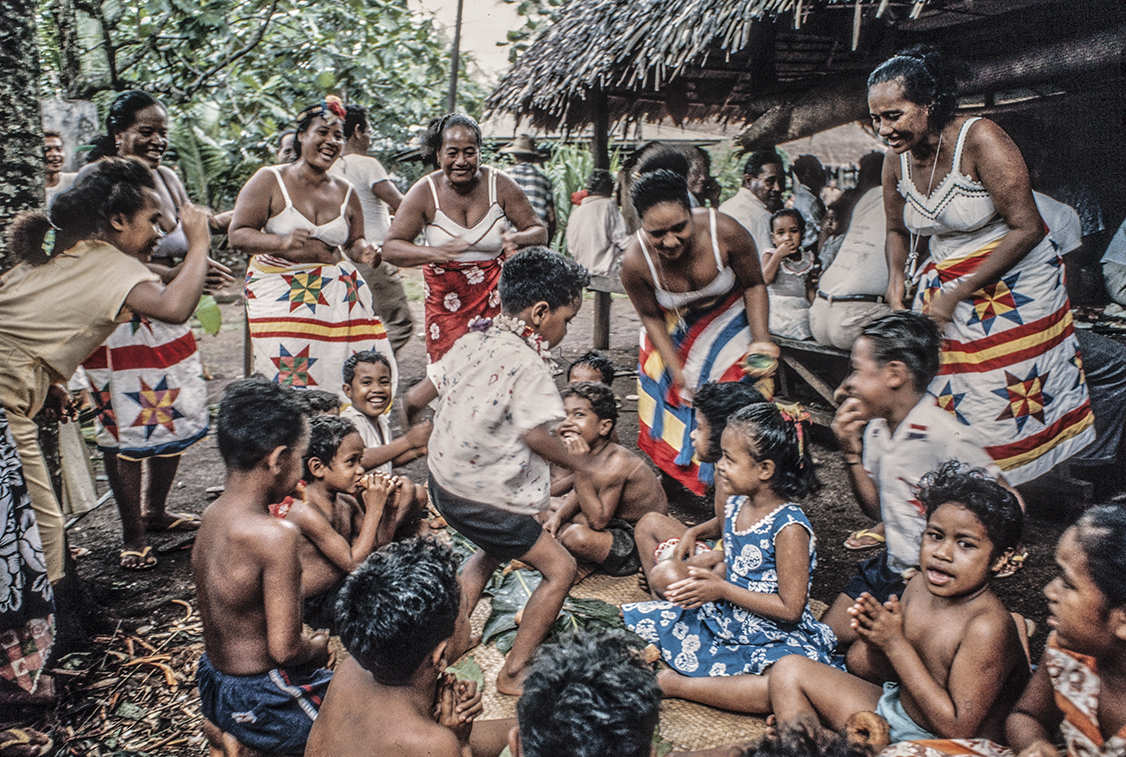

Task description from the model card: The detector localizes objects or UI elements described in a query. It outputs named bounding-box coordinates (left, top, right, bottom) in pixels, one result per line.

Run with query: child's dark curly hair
left=561, top=381, right=618, bottom=429
left=517, top=631, right=660, bottom=757
left=335, top=539, right=460, bottom=685
left=342, top=349, right=391, bottom=385
left=499, top=246, right=590, bottom=314
left=567, top=350, right=615, bottom=385
left=693, top=381, right=765, bottom=463
left=295, top=389, right=341, bottom=415
left=217, top=376, right=308, bottom=471
left=726, top=403, right=819, bottom=499
left=770, top=208, right=807, bottom=237
left=1074, top=504, right=1126, bottom=607
left=740, top=724, right=875, bottom=757
left=916, top=460, right=1022, bottom=556
left=303, top=415, right=359, bottom=480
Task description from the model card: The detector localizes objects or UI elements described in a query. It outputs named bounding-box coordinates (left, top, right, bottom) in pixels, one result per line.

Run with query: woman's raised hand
left=181, top=203, right=211, bottom=252
left=204, top=258, right=235, bottom=293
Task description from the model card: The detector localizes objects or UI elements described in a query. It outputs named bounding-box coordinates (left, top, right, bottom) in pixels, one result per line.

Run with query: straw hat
left=500, top=134, right=545, bottom=160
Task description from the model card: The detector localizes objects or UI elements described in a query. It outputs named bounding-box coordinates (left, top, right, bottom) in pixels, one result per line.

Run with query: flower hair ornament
left=297, top=95, right=347, bottom=127
left=774, top=401, right=812, bottom=458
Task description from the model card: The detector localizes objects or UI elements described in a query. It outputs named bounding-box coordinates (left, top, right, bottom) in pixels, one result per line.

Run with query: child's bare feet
left=496, top=665, right=526, bottom=696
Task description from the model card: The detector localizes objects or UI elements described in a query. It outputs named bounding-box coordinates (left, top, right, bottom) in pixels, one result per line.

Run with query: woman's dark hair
left=770, top=208, right=806, bottom=236
left=637, top=148, right=690, bottom=178
left=293, top=101, right=343, bottom=163
left=727, top=403, right=818, bottom=499
left=868, top=45, right=962, bottom=131
left=343, top=104, right=368, bottom=139
left=336, top=539, right=461, bottom=685
left=499, top=246, right=590, bottom=314
left=631, top=168, right=691, bottom=216
left=693, top=381, right=765, bottom=461
left=303, top=415, right=359, bottom=479
left=917, top=461, right=1023, bottom=557
left=860, top=311, right=941, bottom=393
left=87, top=90, right=162, bottom=163
left=1074, top=504, right=1126, bottom=608
left=425, top=113, right=482, bottom=162
left=587, top=169, right=614, bottom=195
left=6, top=157, right=156, bottom=265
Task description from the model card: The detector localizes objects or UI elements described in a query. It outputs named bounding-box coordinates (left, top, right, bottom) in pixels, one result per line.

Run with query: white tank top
left=637, top=208, right=736, bottom=309
left=262, top=165, right=352, bottom=248
left=422, top=167, right=508, bottom=262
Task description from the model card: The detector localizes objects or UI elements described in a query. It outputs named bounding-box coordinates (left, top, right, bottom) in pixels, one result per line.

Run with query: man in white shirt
left=44, top=131, right=76, bottom=206
left=329, top=105, right=412, bottom=355
left=565, top=169, right=628, bottom=277
left=718, top=150, right=784, bottom=254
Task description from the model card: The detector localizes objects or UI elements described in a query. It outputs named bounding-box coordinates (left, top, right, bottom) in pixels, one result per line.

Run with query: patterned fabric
left=245, top=256, right=396, bottom=399
left=902, top=118, right=1094, bottom=484
left=637, top=290, right=761, bottom=495
left=508, top=163, right=554, bottom=227
left=879, top=739, right=1012, bottom=757
left=422, top=258, right=504, bottom=362
left=622, top=500, right=839, bottom=677
left=426, top=316, right=564, bottom=515
left=83, top=315, right=208, bottom=458
left=0, top=408, right=55, bottom=694
left=1044, top=633, right=1126, bottom=756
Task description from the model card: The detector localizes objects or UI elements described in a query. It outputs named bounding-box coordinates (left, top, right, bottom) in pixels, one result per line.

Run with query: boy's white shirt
left=340, top=404, right=393, bottom=475
left=863, top=396, right=1000, bottom=575
left=426, top=326, right=565, bottom=514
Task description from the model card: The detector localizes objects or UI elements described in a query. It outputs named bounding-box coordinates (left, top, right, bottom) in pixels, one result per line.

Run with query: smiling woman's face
left=118, top=105, right=169, bottom=168
left=868, top=78, right=931, bottom=154
left=298, top=115, right=345, bottom=170
left=438, top=125, right=480, bottom=186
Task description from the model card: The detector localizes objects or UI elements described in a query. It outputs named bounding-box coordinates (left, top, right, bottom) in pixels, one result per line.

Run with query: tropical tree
left=1, top=0, right=44, bottom=267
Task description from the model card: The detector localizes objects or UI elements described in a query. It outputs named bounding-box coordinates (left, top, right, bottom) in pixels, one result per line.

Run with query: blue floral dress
left=622, top=498, right=840, bottom=677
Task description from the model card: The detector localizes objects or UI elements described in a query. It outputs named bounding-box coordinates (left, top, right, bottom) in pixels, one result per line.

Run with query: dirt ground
left=20, top=268, right=1112, bottom=754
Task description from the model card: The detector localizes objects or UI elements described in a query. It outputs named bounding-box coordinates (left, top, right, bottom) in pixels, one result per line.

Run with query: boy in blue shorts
left=192, top=377, right=331, bottom=755
left=406, top=247, right=591, bottom=695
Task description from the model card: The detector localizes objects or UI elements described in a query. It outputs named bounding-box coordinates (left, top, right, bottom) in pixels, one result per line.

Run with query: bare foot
left=496, top=666, right=526, bottom=696
left=144, top=511, right=200, bottom=532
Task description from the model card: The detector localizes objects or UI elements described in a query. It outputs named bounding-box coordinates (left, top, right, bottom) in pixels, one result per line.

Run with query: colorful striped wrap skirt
left=915, top=232, right=1094, bottom=484
left=245, top=255, right=397, bottom=397
left=637, top=290, right=760, bottom=495
left=84, top=315, right=209, bottom=459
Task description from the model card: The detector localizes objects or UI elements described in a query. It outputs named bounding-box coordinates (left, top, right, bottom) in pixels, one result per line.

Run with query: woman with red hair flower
left=231, top=97, right=396, bottom=395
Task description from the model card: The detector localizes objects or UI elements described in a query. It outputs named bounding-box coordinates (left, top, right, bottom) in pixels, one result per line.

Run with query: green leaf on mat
left=445, top=655, right=484, bottom=688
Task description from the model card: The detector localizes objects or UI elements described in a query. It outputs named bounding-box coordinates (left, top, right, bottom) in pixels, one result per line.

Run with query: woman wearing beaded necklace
left=620, top=168, right=777, bottom=496
left=873, top=45, right=1093, bottom=485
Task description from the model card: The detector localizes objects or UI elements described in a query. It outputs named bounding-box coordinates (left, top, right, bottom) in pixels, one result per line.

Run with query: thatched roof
left=485, top=0, right=1114, bottom=136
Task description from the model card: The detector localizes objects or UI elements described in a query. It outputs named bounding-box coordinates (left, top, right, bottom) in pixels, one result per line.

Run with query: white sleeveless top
left=637, top=208, right=736, bottom=310
left=422, top=167, right=508, bottom=263
left=262, top=165, right=352, bottom=248
left=898, top=117, right=1000, bottom=239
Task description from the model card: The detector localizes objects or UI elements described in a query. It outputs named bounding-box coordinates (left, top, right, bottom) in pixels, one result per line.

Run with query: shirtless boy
left=305, top=539, right=513, bottom=757
left=769, top=462, right=1029, bottom=744
left=544, top=381, right=668, bottom=576
left=282, top=414, right=395, bottom=631
left=192, top=377, right=331, bottom=755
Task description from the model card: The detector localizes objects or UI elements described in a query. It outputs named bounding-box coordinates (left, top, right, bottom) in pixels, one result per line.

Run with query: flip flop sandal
left=0, top=728, right=54, bottom=757
left=119, top=545, right=157, bottom=570
left=993, top=547, right=1028, bottom=579
left=844, top=528, right=886, bottom=551
left=146, top=512, right=201, bottom=532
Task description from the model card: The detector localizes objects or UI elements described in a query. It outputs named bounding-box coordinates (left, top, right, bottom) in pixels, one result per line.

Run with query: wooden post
left=593, top=291, right=611, bottom=350
left=592, top=86, right=609, bottom=170
left=446, top=0, right=464, bottom=112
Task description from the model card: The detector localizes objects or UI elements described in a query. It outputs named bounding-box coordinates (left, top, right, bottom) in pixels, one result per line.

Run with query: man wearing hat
left=502, top=134, right=556, bottom=240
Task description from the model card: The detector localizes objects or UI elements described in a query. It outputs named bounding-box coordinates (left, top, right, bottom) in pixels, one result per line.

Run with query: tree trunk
left=738, top=23, right=1126, bottom=150
left=0, top=0, right=43, bottom=270
left=51, top=0, right=83, bottom=98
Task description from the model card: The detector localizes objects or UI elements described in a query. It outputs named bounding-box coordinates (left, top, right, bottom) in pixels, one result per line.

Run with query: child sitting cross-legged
left=405, top=246, right=592, bottom=695
left=770, top=461, right=1030, bottom=748
left=192, top=377, right=331, bottom=755
left=1006, top=504, right=1126, bottom=757
left=634, top=380, right=765, bottom=598
left=823, top=312, right=1017, bottom=645
left=305, top=538, right=514, bottom=757
left=340, top=349, right=430, bottom=529
left=542, top=381, right=668, bottom=576
left=510, top=631, right=661, bottom=757
left=623, top=402, right=838, bottom=714
left=279, top=415, right=398, bottom=632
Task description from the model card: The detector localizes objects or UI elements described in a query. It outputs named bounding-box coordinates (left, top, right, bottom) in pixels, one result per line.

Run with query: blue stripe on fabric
left=697, top=308, right=748, bottom=384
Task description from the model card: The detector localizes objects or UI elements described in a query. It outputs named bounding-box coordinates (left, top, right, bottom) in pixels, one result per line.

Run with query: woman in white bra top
left=621, top=168, right=779, bottom=496
left=384, top=114, right=547, bottom=361
left=229, top=98, right=397, bottom=397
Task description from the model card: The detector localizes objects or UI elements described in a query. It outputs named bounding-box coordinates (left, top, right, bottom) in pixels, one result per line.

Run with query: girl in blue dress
left=623, top=402, right=840, bottom=713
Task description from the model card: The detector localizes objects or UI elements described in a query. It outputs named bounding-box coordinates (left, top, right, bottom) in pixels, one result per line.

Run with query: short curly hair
left=517, top=631, right=660, bottom=757
left=335, top=539, right=461, bottom=685
left=561, top=381, right=618, bottom=430
left=917, top=461, right=1022, bottom=556
left=499, top=246, right=590, bottom=315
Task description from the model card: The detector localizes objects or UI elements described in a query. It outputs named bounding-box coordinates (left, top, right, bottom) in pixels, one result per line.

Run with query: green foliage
left=500, top=0, right=565, bottom=63
left=193, top=294, right=222, bottom=336
left=37, top=0, right=486, bottom=208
